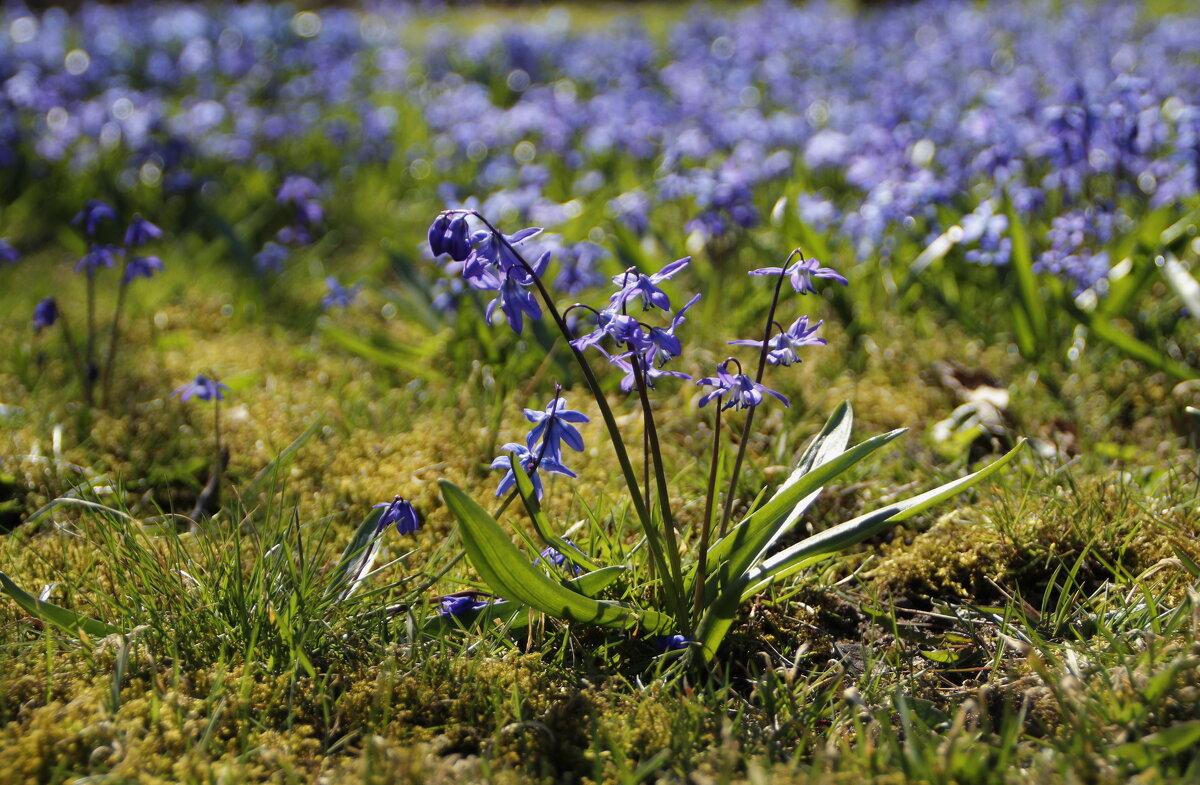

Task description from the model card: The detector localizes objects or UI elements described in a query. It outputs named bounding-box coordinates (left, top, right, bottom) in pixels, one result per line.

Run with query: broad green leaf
left=1005, top=202, right=1048, bottom=342
left=698, top=426, right=906, bottom=604
left=1074, top=310, right=1197, bottom=382
left=511, top=458, right=601, bottom=573
left=440, top=481, right=672, bottom=633
left=567, top=566, right=626, bottom=596
left=328, top=507, right=385, bottom=602
left=0, top=570, right=120, bottom=639
left=693, top=440, right=1025, bottom=661
left=745, top=439, right=1028, bottom=596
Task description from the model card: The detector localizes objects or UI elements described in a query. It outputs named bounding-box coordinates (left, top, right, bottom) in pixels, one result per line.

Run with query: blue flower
left=602, top=349, right=692, bottom=392
left=647, top=293, right=701, bottom=366
left=428, top=213, right=474, bottom=262
left=122, top=255, right=163, bottom=284
left=73, top=200, right=116, bottom=238
left=490, top=443, right=577, bottom=499
left=172, top=374, right=229, bottom=402
left=571, top=307, right=650, bottom=354
left=123, top=216, right=163, bottom=248
left=654, top=634, right=691, bottom=652
left=537, top=538, right=584, bottom=573
left=729, top=316, right=826, bottom=367
left=609, top=257, right=691, bottom=312
left=524, top=396, right=589, bottom=459
left=439, top=594, right=491, bottom=617
left=33, top=297, right=57, bottom=332
left=322, top=277, right=361, bottom=309
left=0, top=239, right=19, bottom=264
left=254, top=242, right=290, bottom=275
left=75, top=245, right=121, bottom=276
left=696, top=360, right=789, bottom=411
left=749, top=257, right=847, bottom=294
left=373, top=496, right=421, bottom=535
left=276, top=176, right=321, bottom=205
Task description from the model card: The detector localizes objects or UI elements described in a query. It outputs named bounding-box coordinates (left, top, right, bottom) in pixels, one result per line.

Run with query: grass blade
left=0, top=570, right=120, bottom=639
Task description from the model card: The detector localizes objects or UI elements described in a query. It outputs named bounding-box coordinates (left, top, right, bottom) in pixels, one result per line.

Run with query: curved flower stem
left=468, top=212, right=681, bottom=619
left=717, top=249, right=799, bottom=538
left=628, top=352, right=684, bottom=612
left=694, top=403, right=722, bottom=625
left=100, top=280, right=129, bottom=409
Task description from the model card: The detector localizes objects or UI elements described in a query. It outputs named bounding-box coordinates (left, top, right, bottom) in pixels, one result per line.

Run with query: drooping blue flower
left=74, top=244, right=121, bottom=276
left=33, top=297, right=58, bottom=332
left=696, top=360, right=789, bottom=410
left=445, top=215, right=473, bottom=261
left=173, top=374, right=229, bottom=402
left=427, top=213, right=452, bottom=257
left=537, top=538, right=584, bottom=574
left=122, top=255, right=164, bottom=284
left=322, top=277, right=361, bottom=309
left=608, top=257, right=691, bottom=312
left=123, top=216, right=163, bottom=248
left=373, top=496, right=421, bottom=535
left=601, top=349, right=692, bottom=392
left=485, top=272, right=543, bottom=334
left=654, top=634, right=691, bottom=652
left=0, top=239, right=19, bottom=264
left=729, top=316, right=826, bottom=367
left=749, top=256, right=847, bottom=294
left=524, top=396, right=589, bottom=458
left=73, top=200, right=116, bottom=238
left=570, top=307, right=650, bottom=354
left=439, top=594, right=492, bottom=617
left=646, top=293, right=701, bottom=366
left=490, top=442, right=577, bottom=499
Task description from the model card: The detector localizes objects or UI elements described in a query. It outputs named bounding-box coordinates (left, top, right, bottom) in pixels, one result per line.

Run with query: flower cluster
left=491, top=393, right=589, bottom=499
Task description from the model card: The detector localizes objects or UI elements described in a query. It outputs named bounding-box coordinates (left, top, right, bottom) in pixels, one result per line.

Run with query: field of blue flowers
left=2, top=1, right=1199, bottom=783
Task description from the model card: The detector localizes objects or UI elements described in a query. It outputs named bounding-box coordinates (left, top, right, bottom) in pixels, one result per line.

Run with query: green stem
left=100, top=280, right=129, bottom=409
left=718, top=250, right=795, bottom=537
left=468, top=213, right=676, bottom=612
left=629, top=352, right=685, bottom=621
left=84, top=271, right=96, bottom=406
left=694, top=404, right=722, bottom=626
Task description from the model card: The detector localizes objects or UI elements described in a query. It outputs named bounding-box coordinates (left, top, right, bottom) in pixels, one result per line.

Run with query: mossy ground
left=2, top=244, right=1198, bottom=783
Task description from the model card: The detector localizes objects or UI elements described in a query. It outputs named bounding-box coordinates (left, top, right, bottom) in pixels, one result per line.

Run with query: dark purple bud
left=33, top=297, right=58, bottom=332
left=427, top=214, right=451, bottom=256
left=445, top=215, right=472, bottom=262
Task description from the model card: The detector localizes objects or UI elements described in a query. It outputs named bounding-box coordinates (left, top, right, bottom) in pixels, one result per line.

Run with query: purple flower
left=729, top=316, right=826, bottom=367
left=428, top=213, right=474, bottom=262
left=322, top=277, right=361, bottom=309
left=75, top=245, right=121, bottom=276
left=439, top=594, right=491, bottom=617
left=570, top=307, right=650, bottom=354
left=73, top=200, right=116, bottom=238
left=254, top=242, right=290, bottom=275
left=647, top=293, right=701, bottom=366
left=602, top=349, right=692, bottom=392
left=277, top=176, right=321, bottom=205
left=485, top=272, right=543, bottom=334
left=654, top=634, right=691, bottom=652
left=696, top=360, right=789, bottom=411
left=123, top=216, right=163, bottom=248
left=609, top=257, right=691, bottom=312
left=749, top=257, right=847, bottom=294
left=0, top=239, right=19, bottom=264
left=490, top=443, right=577, bottom=499
left=33, top=297, right=58, bottom=332
left=537, top=538, right=584, bottom=573
left=373, top=496, right=421, bottom=535
left=123, top=255, right=163, bottom=284
left=524, top=396, right=589, bottom=459
left=173, top=374, right=229, bottom=402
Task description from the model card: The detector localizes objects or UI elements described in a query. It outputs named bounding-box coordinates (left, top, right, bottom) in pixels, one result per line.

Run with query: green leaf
left=246, top=416, right=324, bottom=496
left=567, top=566, right=626, bottom=596
left=440, top=481, right=672, bottom=633
left=1112, top=721, right=1200, bottom=768
left=327, top=507, right=386, bottom=602
left=699, top=423, right=906, bottom=605
left=745, top=439, right=1028, bottom=596
left=692, top=440, right=1025, bottom=662
left=0, top=570, right=120, bottom=639
left=1006, top=202, right=1048, bottom=342
left=319, top=319, right=446, bottom=381
left=1072, top=309, right=1198, bottom=382
left=511, top=458, right=601, bottom=574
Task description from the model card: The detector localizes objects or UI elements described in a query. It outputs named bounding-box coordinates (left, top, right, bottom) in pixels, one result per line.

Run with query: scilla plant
left=428, top=208, right=1025, bottom=664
